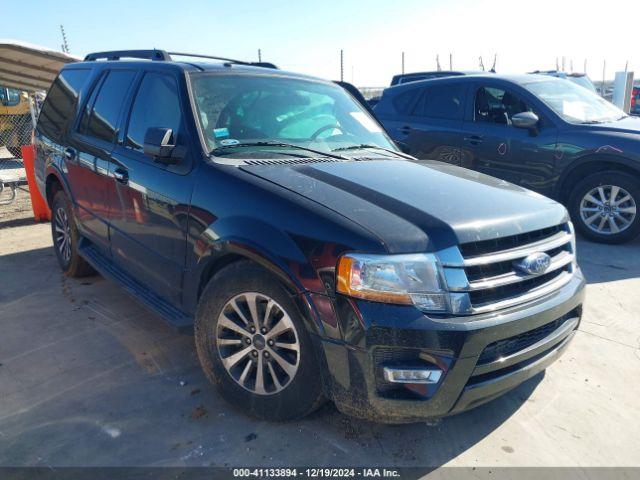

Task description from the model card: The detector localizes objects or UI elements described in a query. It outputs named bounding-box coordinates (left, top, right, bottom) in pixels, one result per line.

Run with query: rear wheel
left=568, top=171, right=640, bottom=244
left=195, top=261, right=324, bottom=421
left=51, top=191, right=95, bottom=277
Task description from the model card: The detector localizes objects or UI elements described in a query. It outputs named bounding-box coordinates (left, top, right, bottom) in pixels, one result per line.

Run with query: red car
left=632, top=86, right=640, bottom=116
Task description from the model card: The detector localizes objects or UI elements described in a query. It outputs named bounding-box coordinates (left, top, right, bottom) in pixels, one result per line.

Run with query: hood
left=585, top=116, right=640, bottom=136
left=242, top=160, right=568, bottom=253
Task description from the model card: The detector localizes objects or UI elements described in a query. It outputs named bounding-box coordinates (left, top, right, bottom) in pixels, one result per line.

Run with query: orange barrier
left=21, top=144, right=51, bottom=222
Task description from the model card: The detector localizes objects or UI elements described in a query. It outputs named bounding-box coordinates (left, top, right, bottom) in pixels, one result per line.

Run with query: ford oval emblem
left=514, top=252, right=551, bottom=276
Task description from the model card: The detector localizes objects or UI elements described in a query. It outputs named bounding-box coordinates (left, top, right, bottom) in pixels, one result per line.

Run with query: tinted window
left=392, top=89, right=419, bottom=114
left=80, top=70, right=136, bottom=143
left=413, top=85, right=465, bottom=120
left=126, top=73, right=182, bottom=151
left=475, top=87, right=532, bottom=125
left=37, top=69, right=90, bottom=142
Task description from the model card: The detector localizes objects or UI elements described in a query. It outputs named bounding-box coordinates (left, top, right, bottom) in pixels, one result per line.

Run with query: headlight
left=336, top=253, right=449, bottom=313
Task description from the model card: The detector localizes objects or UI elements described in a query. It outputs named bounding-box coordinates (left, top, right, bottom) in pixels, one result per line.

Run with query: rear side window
left=391, top=89, right=419, bottom=114
left=413, top=85, right=466, bottom=120
left=125, top=73, right=182, bottom=152
left=79, top=70, right=136, bottom=143
left=37, top=69, right=90, bottom=142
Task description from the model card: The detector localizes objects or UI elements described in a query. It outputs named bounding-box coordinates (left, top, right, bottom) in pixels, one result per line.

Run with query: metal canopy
left=0, top=40, right=79, bottom=92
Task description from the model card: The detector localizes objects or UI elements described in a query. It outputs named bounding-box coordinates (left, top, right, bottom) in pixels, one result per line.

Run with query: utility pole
left=340, top=50, right=344, bottom=82
left=602, top=60, right=606, bottom=96
left=401, top=51, right=405, bottom=74
left=479, top=56, right=485, bottom=71
left=490, top=54, right=497, bottom=73
left=436, top=54, right=441, bottom=71
left=60, top=25, right=69, bottom=54
left=556, top=57, right=559, bottom=71
left=449, top=53, right=452, bottom=70
left=258, top=49, right=262, bottom=62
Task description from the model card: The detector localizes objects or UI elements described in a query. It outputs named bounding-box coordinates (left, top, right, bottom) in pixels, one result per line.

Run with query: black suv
left=375, top=74, right=640, bottom=244
left=34, top=50, right=585, bottom=423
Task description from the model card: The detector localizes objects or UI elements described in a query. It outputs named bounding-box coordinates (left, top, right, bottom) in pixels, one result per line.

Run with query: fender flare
left=44, top=163, right=75, bottom=207
left=185, top=216, right=328, bottom=336
left=554, top=153, right=640, bottom=201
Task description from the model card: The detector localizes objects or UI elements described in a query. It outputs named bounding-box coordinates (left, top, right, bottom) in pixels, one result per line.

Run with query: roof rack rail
left=167, top=52, right=278, bottom=69
left=83, top=49, right=278, bottom=69
left=84, top=49, right=171, bottom=62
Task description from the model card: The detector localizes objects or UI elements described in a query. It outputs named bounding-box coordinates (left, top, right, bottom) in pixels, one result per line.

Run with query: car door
left=401, top=83, right=468, bottom=165
left=109, top=69, right=197, bottom=305
left=460, top=83, right=558, bottom=193
left=65, top=68, right=137, bottom=252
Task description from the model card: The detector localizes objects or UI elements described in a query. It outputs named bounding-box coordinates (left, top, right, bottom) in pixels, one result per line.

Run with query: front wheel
left=195, top=261, right=324, bottom=421
left=568, top=171, right=640, bottom=244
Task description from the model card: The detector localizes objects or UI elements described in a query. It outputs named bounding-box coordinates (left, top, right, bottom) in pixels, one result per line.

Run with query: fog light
left=383, top=367, right=442, bottom=384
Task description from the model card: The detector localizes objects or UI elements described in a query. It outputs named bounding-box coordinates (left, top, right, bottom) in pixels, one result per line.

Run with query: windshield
left=189, top=74, right=396, bottom=157
left=568, top=76, right=596, bottom=92
left=526, top=79, right=625, bottom=123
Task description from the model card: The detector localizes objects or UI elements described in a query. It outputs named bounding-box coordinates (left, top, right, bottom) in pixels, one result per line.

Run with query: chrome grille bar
left=440, top=224, right=576, bottom=315
left=461, top=231, right=573, bottom=267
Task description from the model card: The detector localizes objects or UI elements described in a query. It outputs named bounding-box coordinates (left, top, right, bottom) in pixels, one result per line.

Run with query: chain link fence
left=1, top=91, right=35, bottom=212
left=0, top=112, right=33, bottom=158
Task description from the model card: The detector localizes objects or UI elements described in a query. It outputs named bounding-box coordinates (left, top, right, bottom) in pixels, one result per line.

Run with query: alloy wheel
left=54, top=207, right=72, bottom=263
left=216, top=292, right=300, bottom=395
left=580, top=185, right=637, bottom=235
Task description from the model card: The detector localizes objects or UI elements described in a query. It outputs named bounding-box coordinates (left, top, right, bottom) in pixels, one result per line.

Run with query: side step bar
left=79, top=241, right=194, bottom=332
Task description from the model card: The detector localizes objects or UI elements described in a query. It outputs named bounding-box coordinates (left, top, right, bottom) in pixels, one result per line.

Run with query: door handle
left=464, top=135, right=484, bottom=145
left=399, top=125, right=412, bottom=134
left=113, top=168, right=129, bottom=184
left=64, top=147, right=76, bottom=161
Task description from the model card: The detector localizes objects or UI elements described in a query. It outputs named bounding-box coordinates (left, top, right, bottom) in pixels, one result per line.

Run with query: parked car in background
left=391, top=70, right=486, bottom=86
left=530, top=70, right=597, bottom=93
left=375, top=74, right=640, bottom=243
left=365, top=71, right=488, bottom=109
left=631, top=85, right=640, bottom=116
left=34, top=50, right=584, bottom=423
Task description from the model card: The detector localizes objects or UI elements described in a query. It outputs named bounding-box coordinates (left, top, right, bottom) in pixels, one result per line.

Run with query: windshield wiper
left=211, top=141, right=348, bottom=160
left=331, top=143, right=413, bottom=159
left=581, top=119, right=605, bottom=124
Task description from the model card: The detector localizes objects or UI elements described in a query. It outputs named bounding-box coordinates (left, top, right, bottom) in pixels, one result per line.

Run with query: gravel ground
left=1, top=197, right=639, bottom=471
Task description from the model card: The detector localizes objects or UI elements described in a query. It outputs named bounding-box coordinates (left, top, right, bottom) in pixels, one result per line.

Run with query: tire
left=568, top=171, right=640, bottom=244
left=195, top=261, right=324, bottom=421
left=50, top=191, right=95, bottom=277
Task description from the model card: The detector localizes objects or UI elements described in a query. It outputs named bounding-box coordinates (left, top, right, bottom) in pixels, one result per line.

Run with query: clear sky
left=3, top=0, right=637, bottom=86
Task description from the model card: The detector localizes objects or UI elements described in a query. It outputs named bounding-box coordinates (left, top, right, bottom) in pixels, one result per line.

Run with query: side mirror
left=143, top=127, right=182, bottom=164
left=511, top=111, right=539, bottom=130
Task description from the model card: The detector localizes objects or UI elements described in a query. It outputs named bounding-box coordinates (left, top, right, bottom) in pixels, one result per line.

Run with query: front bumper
left=313, top=268, right=585, bottom=423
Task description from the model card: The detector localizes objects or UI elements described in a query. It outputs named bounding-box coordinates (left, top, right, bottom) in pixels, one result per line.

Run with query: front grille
left=442, top=223, right=575, bottom=315
left=459, top=224, right=563, bottom=257
left=469, top=269, right=562, bottom=307
left=478, top=310, right=575, bottom=365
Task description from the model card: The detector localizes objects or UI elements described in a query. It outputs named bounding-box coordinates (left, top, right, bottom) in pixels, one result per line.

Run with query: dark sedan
left=375, top=74, right=640, bottom=243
